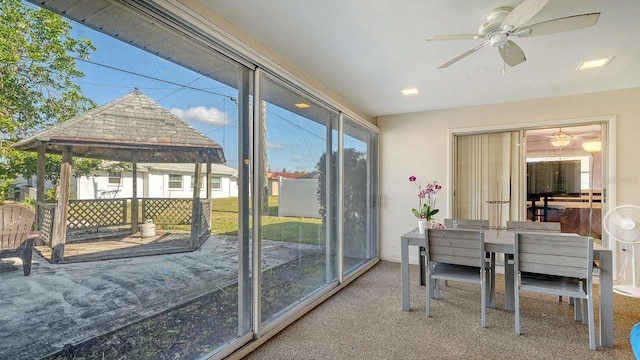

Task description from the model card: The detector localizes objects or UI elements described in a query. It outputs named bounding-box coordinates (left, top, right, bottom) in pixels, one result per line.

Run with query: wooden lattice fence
left=142, top=198, right=193, bottom=225
left=37, top=202, right=56, bottom=246
left=67, top=199, right=128, bottom=230
left=192, top=199, right=211, bottom=249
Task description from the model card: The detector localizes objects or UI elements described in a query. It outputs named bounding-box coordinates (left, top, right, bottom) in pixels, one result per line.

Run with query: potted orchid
left=409, top=176, right=441, bottom=233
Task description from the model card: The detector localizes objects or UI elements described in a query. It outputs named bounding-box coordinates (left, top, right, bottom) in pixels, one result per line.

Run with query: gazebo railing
left=68, top=198, right=128, bottom=230
left=141, top=198, right=193, bottom=225
left=37, top=202, right=56, bottom=246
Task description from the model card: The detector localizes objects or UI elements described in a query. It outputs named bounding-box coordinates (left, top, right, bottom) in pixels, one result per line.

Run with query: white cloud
left=170, top=106, right=229, bottom=125
left=267, top=142, right=285, bottom=150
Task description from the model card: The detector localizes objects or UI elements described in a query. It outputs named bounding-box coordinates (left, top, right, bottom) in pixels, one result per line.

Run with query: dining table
left=400, top=227, right=614, bottom=348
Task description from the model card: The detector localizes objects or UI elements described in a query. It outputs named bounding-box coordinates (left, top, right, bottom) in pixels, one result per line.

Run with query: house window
left=211, top=177, right=221, bottom=190
left=108, top=171, right=121, bottom=185
left=168, top=174, right=183, bottom=189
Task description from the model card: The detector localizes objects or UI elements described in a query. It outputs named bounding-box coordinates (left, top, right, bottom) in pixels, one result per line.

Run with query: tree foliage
left=316, top=148, right=368, bottom=252
left=0, top=0, right=96, bottom=188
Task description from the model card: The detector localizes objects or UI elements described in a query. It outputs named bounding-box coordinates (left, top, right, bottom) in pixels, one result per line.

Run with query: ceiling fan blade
left=427, top=34, right=480, bottom=41
left=437, top=41, right=489, bottom=69
left=501, top=0, right=550, bottom=31
left=498, top=40, right=526, bottom=67
left=515, top=13, right=600, bottom=37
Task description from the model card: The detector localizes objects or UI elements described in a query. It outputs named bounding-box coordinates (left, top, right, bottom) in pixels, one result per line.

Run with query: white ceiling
left=198, top=0, right=640, bottom=117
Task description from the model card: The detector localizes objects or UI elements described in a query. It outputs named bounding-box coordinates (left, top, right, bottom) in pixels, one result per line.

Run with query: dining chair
left=444, top=219, right=489, bottom=229
left=425, top=228, right=488, bottom=327
left=506, top=220, right=561, bottom=232
left=513, top=232, right=595, bottom=350
left=506, top=221, right=569, bottom=304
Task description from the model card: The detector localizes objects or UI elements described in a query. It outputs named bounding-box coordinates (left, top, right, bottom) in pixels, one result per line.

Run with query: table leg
left=419, top=246, right=426, bottom=286
left=401, top=237, right=410, bottom=311
left=598, top=251, right=614, bottom=347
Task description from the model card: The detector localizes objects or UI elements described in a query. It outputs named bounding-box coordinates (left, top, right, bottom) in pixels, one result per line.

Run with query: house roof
left=267, top=172, right=308, bottom=180
left=137, top=163, right=238, bottom=177
left=13, top=89, right=225, bottom=164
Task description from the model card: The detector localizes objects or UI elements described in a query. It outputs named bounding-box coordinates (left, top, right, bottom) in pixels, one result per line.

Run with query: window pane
left=108, top=171, right=121, bottom=185
left=259, top=74, right=338, bottom=326
left=212, top=176, right=222, bottom=189
left=6, top=3, right=251, bottom=359
left=343, top=118, right=378, bottom=275
left=168, top=174, right=183, bottom=189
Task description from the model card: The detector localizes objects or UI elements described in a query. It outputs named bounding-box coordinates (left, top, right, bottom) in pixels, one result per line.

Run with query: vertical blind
left=453, top=131, right=525, bottom=227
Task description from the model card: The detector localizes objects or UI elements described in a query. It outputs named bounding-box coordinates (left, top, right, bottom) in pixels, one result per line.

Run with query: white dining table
left=400, top=227, right=614, bottom=348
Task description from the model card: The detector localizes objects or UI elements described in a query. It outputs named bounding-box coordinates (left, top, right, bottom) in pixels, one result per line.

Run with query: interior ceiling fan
left=427, top=0, right=600, bottom=69
left=527, top=127, right=600, bottom=147
left=546, top=128, right=575, bottom=147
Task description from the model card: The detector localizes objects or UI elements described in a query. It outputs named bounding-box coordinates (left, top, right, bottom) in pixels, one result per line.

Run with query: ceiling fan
left=547, top=129, right=574, bottom=147
left=427, top=0, right=600, bottom=69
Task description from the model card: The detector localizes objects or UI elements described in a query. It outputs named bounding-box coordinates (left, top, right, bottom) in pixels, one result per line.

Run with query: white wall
left=75, top=171, right=238, bottom=199
left=278, top=178, right=321, bottom=218
left=378, top=87, right=640, bottom=265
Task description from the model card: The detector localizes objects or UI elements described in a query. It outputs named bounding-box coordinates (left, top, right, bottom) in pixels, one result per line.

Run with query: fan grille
left=603, top=205, right=640, bottom=243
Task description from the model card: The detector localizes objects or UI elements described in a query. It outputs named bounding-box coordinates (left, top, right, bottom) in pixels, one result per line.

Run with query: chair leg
left=514, top=282, right=521, bottom=335
left=481, top=271, right=486, bottom=328
left=21, top=240, right=34, bottom=276
left=426, top=262, right=432, bottom=317
left=588, top=296, right=596, bottom=350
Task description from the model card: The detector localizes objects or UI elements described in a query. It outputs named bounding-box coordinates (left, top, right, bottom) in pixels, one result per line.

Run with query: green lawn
left=211, top=196, right=324, bottom=245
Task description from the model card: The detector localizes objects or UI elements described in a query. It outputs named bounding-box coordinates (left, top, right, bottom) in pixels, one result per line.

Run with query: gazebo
left=13, top=89, right=226, bottom=263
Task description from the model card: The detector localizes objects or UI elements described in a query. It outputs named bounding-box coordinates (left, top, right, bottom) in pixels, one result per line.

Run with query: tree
left=0, top=0, right=96, bottom=194
left=316, top=148, right=368, bottom=254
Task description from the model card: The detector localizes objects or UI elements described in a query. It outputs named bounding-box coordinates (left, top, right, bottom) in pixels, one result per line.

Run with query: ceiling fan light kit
left=549, top=129, right=572, bottom=147
left=427, top=0, right=600, bottom=69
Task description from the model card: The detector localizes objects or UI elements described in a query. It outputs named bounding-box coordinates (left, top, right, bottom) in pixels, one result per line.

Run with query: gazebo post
left=131, top=158, right=139, bottom=234
left=51, top=146, right=72, bottom=263
left=36, top=144, right=46, bottom=229
left=190, top=160, right=203, bottom=250
left=206, top=160, right=212, bottom=200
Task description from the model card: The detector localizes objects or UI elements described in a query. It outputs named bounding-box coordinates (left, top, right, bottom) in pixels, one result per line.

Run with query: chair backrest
left=0, top=204, right=36, bottom=250
left=507, top=220, right=561, bottom=232
left=426, top=228, right=485, bottom=268
left=444, top=219, right=489, bottom=230
left=514, top=232, right=593, bottom=279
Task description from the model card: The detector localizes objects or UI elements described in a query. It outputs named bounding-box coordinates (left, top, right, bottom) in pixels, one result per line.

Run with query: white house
left=72, top=162, right=238, bottom=200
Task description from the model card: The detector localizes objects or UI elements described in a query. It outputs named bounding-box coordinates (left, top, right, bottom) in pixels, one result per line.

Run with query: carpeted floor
left=243, top=261, right=640, bottom=359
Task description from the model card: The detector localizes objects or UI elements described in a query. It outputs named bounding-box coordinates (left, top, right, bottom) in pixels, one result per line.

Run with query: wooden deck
left=35, top=230, right=195, bottom=263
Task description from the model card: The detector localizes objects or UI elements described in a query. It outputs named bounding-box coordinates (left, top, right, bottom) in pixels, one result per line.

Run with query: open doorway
left=525, top=124, right=603, bottom=239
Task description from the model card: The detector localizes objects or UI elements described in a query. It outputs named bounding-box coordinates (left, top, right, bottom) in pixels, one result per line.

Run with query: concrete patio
left=0, top=235, right=321, bottom=359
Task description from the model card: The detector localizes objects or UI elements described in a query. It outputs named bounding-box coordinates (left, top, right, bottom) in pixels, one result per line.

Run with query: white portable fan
left=603, top=205, right=640, bottom=298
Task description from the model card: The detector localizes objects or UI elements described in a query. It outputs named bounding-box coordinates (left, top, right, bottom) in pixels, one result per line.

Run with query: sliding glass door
left=453, top=123, right=606, bottom=241
left=10, top=2, right=379, bottom=358
left=343, top=117, right=378, bottom=276
left=258, top=74, right=339, bottom=327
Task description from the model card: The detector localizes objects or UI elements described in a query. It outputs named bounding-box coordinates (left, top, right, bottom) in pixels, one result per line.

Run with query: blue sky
left=68, top=20, right=337, bottom=173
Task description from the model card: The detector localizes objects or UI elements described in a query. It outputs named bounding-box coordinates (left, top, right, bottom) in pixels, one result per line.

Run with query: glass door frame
left=448, top=115, right=617, bottom=250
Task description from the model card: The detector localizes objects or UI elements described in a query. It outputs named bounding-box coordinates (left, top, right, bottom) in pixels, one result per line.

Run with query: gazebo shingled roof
left=13, top=89, right=225, bottom=164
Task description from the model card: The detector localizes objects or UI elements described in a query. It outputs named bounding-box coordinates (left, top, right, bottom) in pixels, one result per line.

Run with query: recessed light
left=294, top=102, right=310, bottom=109
left=577, top=57, right=613, bottom=71
left=402, top=88, right=421, bottom=96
